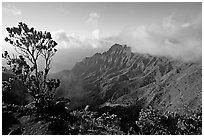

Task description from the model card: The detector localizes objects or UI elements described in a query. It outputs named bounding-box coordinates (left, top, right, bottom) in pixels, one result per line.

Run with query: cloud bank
left=53, top=13, right=202, bottom=62
left=107, top=13, right=202, bottom=62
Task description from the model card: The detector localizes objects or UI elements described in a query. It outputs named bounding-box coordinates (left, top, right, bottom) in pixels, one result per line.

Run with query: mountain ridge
left=52, top=44, right=201, bottom=114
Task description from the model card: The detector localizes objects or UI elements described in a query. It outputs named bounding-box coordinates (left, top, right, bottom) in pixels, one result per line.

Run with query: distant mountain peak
left=52, top=43, right=201, bottom=114
left=108, top=43, right=128, bottom=52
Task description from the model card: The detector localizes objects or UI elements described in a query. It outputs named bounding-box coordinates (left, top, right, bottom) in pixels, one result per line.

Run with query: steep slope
left=52, top=44, right=202, bottom=114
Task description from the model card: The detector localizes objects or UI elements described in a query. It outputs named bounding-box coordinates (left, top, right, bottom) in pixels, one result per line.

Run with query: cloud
left=86, top=12, right=100, bottom=27
left=3, top=5, right=22, bottom=16
left=52, top=12, right=201, bottom=62
left=52, top=29, right=110, bottom=49
left=92, top=29, right=100, bottom=40
left=105, top=13, right=202, bottom=62
left=52, top=30, right=82, bottom=48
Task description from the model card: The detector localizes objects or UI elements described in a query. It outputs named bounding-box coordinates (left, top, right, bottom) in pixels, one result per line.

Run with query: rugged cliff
left=53, top=44, right=202, bottom=114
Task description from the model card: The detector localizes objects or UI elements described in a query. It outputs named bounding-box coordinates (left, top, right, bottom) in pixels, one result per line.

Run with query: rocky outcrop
left=42, top=44, right=203, bottom=114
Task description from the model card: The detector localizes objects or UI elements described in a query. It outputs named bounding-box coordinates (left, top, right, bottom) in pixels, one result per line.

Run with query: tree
left=2, top=22, right=69, bottom=119
left=3, top=22, right=59, bottom=97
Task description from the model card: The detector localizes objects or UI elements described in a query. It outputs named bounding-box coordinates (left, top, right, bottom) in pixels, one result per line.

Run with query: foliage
left=2, top=22, right=69, bottom=134
left=3, top=22, right=58, bottom=98
left=66, top=106, right=202, bottom=135
left=25, top=107, right=125, bottom=135
left=135, top=107, right=202, bottom=135
left=69, top=109, right=124, bottom=135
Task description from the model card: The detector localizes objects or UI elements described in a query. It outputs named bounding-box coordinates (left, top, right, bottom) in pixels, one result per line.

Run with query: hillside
left=52, top=44, right=202, bottom=114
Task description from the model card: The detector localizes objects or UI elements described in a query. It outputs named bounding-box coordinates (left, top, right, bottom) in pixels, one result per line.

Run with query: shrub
left=136, top=107, right=202, bottom=135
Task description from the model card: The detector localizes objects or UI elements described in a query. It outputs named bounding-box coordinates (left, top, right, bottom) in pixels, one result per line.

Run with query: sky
left=2, top=2, right=202, bottom=72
